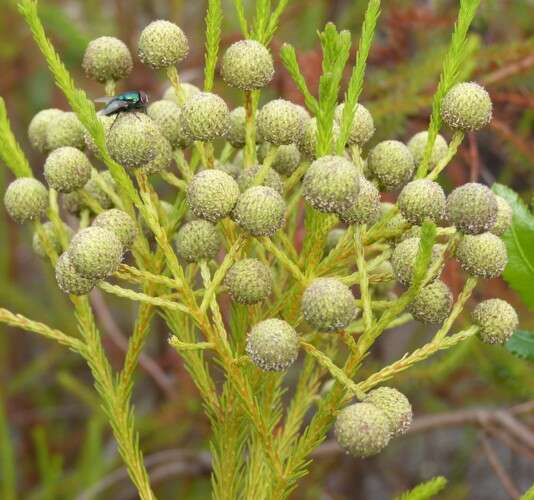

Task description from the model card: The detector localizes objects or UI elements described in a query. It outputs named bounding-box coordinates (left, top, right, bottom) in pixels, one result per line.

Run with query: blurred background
left=1, top=0, right=534, bottom=498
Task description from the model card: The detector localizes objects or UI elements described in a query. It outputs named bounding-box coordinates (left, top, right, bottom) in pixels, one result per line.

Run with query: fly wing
left=94, top=96, right=113, bottom=103
left=100, top=99, right=130, bottom=116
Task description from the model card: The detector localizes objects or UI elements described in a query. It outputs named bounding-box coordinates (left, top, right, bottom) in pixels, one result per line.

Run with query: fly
left=95, top=90, right=149, bottom=117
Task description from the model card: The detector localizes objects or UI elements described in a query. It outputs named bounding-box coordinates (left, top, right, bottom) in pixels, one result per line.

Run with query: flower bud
left=82, top=36, right=133, bottom=83
left=299, top=118, right=340, bottom=159
left=175, top=220, right=221, bottom=262
left=107, top=113, right=160, bottom=168
left=368, top=140, right=415, bottom=191
left=473, top=299, right=518, bottom=345
left=446, top=183, right=497, bottom=235
left=303, top=155, right=360, bottom=214
left=225, top=107, right=247, bottom=148
left=68, top=226, right=123, bottom=279
left=408, top=280, right=452, bottom=324
left=455, top=232, right=507, bottom=279
left=221, top=40, right=274, bottom=90
left=163, top=83, right=200, bottom=105
left=257, top=99, right=304, bottom=145
left=232, top=186, right=285, bottom=237
left=301, top=277, right=357, bottom=332
left=491, top=195, right=512, bottom=236
left=246, top=319, right=299, bottom=371
left=55, top=252, right=97, bottom=295
left=391, top=237, right=444, bottom=286
left=364, top=387, right=412, bottom=438
left=147, top=99, right=191, bottom=149
left=338, top=176, right=381, bottom=225
left=4, top=178, right=49, bottom=223
left=44, top=147, right=92, bottom=193
left=138, top=20, right=189, bottom=69
left=258, top=143, right=301, bottom=176
left=334, top=403, right=391, bottom=458
left=225, top=258, right=273, bottom=305
left=335, top=103, right=375, bottom=146
left=28, top=108, right=63, bottom=153
left=93, top=209, right=137, bottom=250
left=140, top=135, right=173, bottom=175
left=237, top=165, right=283, bottom=194
left=407, top=131, right=448, bottom=170
left=398, top=179, right=446, bottom=225
left=441, top=82, right=492, bottom=131
left=187, top=169, right=240, bottom=222
left=182, top=92, right=230, bottom=142
left=46, top=112, right=85, bottom=151
left=32, top=221, right=74, bottom=258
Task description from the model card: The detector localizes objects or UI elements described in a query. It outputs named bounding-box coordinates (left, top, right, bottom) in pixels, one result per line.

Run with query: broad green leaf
left=492, top=184, right=534, bottom=309
left=506, top=330, right=534, bottom=362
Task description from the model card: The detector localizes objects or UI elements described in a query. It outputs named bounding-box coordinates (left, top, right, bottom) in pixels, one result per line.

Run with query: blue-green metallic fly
left=95, top=90, right=149, bottom=116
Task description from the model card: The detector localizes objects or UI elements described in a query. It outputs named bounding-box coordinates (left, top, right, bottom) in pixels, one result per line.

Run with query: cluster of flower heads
left=3, top=19, right=519, bottom=459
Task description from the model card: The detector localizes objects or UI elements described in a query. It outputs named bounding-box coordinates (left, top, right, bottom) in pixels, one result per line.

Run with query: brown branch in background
left=482, top=54, right=534, bottom=86
left=468, top=132, right=481, bottom=182
left=480, top=433, right=520, bottom=500
left=490, top=117, right=534, bottom=164
left=491, top=92, right=534, bottom=110
left=89, top=290, right=176, bottom=399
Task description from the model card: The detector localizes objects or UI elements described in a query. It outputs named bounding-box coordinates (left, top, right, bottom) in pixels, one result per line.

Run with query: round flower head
left=187, top=169, right=240, bottom=222
left=138, top=20, right=189, bottom=69
left=237, top=165, right=283, bottom=194
left=303, top=155, right=359, bottom=214
left=82, top=36, right=133, bottom=83
left=93, top=209, right=137, bottom=250
left=28, top=108, right=63, bottom=153
left=301, top=277, right=357, bottom=332
left=334, top=402, right=391, bottom=458
left=55, top=252, right=97, bottom=296
left=441, top=82, right=492, bottom=131
left=68, top=226, right=123, bottom=280
left=84, top=171, right=116, bottom=210
left=44, top=147, right=92, bottom=193
left=338, top=176, right=381, bottom=225
left=226, top=107, right=247, bottom=148
left=4, top=178, right=49, bottom=224
left=147, top=99, right=191, bottom=149
left=299, top=118, right=340, bottom=159
left=391, top=237, right=444, bottom=286
left=325, top=228, right=346, bottom=254
left=84, top=114, right=115, bottom=158
left=182, top=92, right=230, bottom=142
left=232, top=186, right=286, bottom=237
left=221, top=40, right=274, bottom=90
left=364, top=387, right=412, bottom=437
left=46, top=112, right=85, bottom=151
left=107, top=113, right=161, bottom=168
left=368, top=140, right=415, bottom=191
left=175, top=220, right=221, bottom=263
left=246, top=319, right=299, bottom=371
left=398, top=179, right=446, bottom=225
left=455, top=232, right=507, bottom=279
left=33, top=221, right=74, bottom=259
left=473, top=299, right=518, bottom=345
left=225, top=258, right=273, bottom=305
left=140, top=135, right=173, bottom=175
left=335, top=103, right=375, bottom=146
left=407, top=131, right=448, bottom=170
left=163, top=82, right=200, bottom=105
left=258, top=143, right=301, bottom=176
left=408, top=280, right=452, bottom=324
left=257, top=99, right=305, bottom=146
left=446, top=183, right=497, bottom=234
left=491, top=195, right=513, bottom=236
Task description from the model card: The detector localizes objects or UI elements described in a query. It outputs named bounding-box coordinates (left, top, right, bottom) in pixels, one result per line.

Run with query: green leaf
left=395, top=476, right=448, bottom=500
left=506, top=330, right=534, bottom=362
left=521, top=482, right=534, bottom=500
left=492, top=183, right=534, bottom=309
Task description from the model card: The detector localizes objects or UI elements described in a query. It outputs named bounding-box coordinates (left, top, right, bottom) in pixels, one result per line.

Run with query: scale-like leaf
left=506, top=330, right=534, bottom=362
left=492, top=184, right=534, bottom=309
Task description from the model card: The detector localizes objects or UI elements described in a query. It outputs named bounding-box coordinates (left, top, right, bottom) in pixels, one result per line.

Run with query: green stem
left=243, top=90, right=256, bottom=167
